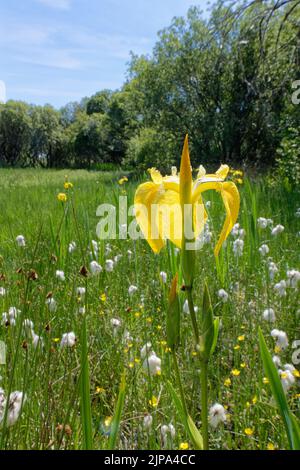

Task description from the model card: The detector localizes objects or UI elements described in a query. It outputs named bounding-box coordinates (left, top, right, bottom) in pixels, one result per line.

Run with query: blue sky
left=0, top=0, right=208, bottom=108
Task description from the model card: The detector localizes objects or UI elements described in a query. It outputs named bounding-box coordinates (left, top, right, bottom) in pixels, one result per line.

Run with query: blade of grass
left=80, top=316, right=93, bottom=450
left=258, top=328, right=300, bottom=450
left=166, top=381, right=203, bottom=450
left=108, top=372, right=126, bottom=450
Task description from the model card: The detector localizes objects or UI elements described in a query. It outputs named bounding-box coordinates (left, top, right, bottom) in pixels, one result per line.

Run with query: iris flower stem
left=186, top=287, right=209, bottom=450
left=172, top=350, right=188, bottom=416
left=186, top=288, right=199, bottom=345
left=200, top=359, right=209, bottom=450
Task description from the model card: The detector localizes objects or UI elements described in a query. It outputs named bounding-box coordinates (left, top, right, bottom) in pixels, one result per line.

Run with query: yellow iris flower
left=134, top=135, right=240, bottom=256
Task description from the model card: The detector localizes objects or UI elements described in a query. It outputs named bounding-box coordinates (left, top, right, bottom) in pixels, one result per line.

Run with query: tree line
left=0, top=0, right=299, bottom=181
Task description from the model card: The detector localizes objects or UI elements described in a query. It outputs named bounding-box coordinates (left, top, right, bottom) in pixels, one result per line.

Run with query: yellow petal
left=134, top=182, right=165, bottom=253
left=197, top=165, right=206, bottom=178
left=214, top=182, right=240, bottom=256
left=191, top=181, right=240, bottom=256
left=192, top=181, right=221, bottom=204
left=148, top=168, right=162, bottom=184
left=193, top=200, right=208, bottom=240
left=155, top=190, right=182, bottom=249
left=215, top=164, right=229, bottom=179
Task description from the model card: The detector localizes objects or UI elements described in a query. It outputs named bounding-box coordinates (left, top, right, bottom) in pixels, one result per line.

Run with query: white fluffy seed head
left=143, top=414, right=153, bottom=430
left=60, top=332, right=76, bottom=348
left=209, top=403, right=227, bottom=428
left=56, top=270, right=65, bottom=281
left=89, top=261, right=102, bottom=276
left=259, top=244, right=269, bottom=256
left=128, top=285, right=138, bottom=296
left=262, top=308, right=276, bottom=323
left=16, top=235, right=26, bottom=247
left=105, top=259, right=114, bottom=272
left=218, top=289, right=229, bottom=303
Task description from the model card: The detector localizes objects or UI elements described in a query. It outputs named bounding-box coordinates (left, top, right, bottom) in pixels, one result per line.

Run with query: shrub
left=276, top=127, right=300, bottom=188
left=123, top=128, right=176, bottom=173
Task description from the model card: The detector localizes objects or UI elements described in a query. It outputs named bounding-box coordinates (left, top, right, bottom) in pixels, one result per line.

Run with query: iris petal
left=134, top=182, right=165, bottom=253
left=155, top=190, right=182, bottom=249
left=191, top=181, right=240, bottom=256
left=214, top=182, right=240, bottom=256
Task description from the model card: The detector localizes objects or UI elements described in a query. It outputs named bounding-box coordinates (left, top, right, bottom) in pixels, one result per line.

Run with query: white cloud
left=63, top=29, right=152, bottom=60
left=16, top=49, right=81, bottom=70
left=0, top=81, right=6, bottom=103
left=0, top=24, right=53, bottom=46
left=36, top=0, right=72, bottom=10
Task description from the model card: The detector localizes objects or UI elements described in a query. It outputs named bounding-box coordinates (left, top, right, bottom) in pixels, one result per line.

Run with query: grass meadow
left=0, top=168, right=299, bottom=450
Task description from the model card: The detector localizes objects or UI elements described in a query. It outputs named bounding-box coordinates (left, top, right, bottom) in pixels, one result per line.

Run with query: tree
left=0, top=101, right=31, bottom=166
left=86, top=90, right=112, bottom=116
left=29, top=105, right=62, bottom=167
left=70, top=113, right=110, bottom=168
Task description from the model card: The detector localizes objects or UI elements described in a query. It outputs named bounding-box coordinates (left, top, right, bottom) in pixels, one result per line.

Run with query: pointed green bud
left=199, top=282, right=215, bottom=360
left=180, top=135, right=195, bottom=287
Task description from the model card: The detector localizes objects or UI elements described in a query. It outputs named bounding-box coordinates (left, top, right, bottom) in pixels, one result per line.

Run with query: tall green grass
left=0, top=168, right=299, bottom=450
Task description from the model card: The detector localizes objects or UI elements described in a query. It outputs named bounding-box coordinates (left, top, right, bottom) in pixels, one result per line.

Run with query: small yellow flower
left=240, top=363, right=246, bottom=368
left=160, top=340, right=167, bottom=346
left=165, top=347, right=171, bottom=353
left=134, top=358, right=140, bottom=364
left=263, top=377, right=269, bottom=384
left=267, top=443, right=275, bottom=450
left=135, top=312, right=141, bottom=318
left=104, top=416, right=112, bottom=427
left=274, top=345, right=281, bottom=354
left=280, top=372, right=288, bottom=379
left=238, top=335, right=245, bottom=342
left=244, top=427, right=254, bottom=436
left=146, top=317, right=152, bottom=323
left=118, top=176, right=128, bottom=185
left=95, top=386, right=105, bottom=394
left=246, top=401, right=251, bottom=408
left=64, top=181, right=73, bottom=190
left=57, top=192, right=67, bottom=202
left=293, top=369, right=300, bottom=378
left=224, top=378, right=231, bottom=387
left=234, top=345, right=240, bottom=350
left=294, top=393, right=300, bottom=399
left=179, top=442, right=189, bottom=450
left=252, top=396, right=257, bottom=405
left=149, top=396, right=158, bottom=408
left=192, top=351, right=198, bottom=357
left=128, top=362, right=134, bottom=369
left=236, top=178, right=243, bottom=185
left=231, top=369, right=240, bottom=376
left=157, top=325, right=162, bottom=330
left=52, top=338, right=60, bottom=343
left=100, top=293, right=106, bottom=302
left=233, top=170, right=244, bottom=177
